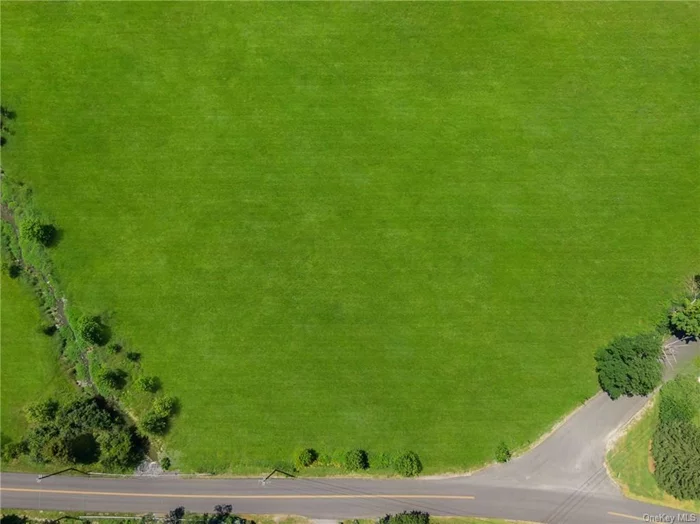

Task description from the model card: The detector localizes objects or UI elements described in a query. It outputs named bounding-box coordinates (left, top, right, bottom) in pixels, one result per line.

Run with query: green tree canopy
left=76, top=315, right=108, bottom=346
left=594, top=333, right=663, bottom=399
left=670, top=299, right=700, bottom=339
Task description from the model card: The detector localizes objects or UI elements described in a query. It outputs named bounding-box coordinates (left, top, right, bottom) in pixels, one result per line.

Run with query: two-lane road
left=1, top=472, right=697, bottom=523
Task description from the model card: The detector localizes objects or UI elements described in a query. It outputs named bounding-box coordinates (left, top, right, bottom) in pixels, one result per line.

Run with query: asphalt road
left=2, top=340, right=699, bottom=524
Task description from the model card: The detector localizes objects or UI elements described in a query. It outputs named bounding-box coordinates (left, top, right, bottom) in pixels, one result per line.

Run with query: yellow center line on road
left=607, top=512, right=646, bottom=522
left=0, top=487, right=474, bottom=500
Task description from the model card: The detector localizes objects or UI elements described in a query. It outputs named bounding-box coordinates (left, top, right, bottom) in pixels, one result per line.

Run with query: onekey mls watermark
left=643, top=514, right=698, bottom=523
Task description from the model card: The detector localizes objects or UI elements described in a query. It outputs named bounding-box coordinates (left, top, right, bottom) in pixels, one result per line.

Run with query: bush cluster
left=140, top=395, right=178, bottom=436
left=288, top=447, right=423, bottom=476
left=3, top=396, right=142, bottom=470
left=379, top=511, right=430, bottom=524
left=156, top=505, right=255, bottom=524
left=594, top=333, right=663, bottom=399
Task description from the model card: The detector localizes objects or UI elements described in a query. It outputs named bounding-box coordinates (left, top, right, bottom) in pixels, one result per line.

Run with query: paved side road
left=1, top=340, right=699, bottom=523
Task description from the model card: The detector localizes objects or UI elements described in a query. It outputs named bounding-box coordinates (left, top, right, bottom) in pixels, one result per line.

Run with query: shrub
left=1, top=440, right=28, bottom=462
left=98, top=368, right=127, bottom=390
left=153, top=395, right=178, bottom=417
left=652, top=420, right=700, bottom=500
left=141, top=410, right=169, bottom=435
left=137, top=376, right=161, bottom=393
left=295, top=448, right=318, bottom=468
left=20, top=218, right=56, bottom=246
left=379, top=511, right=430, bottom=524
left=344, top=449, right=369, bottom=471
left=393, top=451, right=423, bottom=477
left=3, top=261, right=21, bottom=278
left=164, top=507, right=185, bottom=524
left=107, top=342, right=122, bottom=354
left=41, top=324, right=57, bottom=336
left=76, top=315, right=108, bottom=346
left=594, top=333, right=663, bottom=399
left=25, top=399, right=59, bottom=424
left=670, top=299, right=700, bottom=339
left=126, top=351, right=141, bottom=362
left=97, top=427, right=141, bottom=471
left=161, top=456, right=172, bottom=470
left=495, top=441, right=511, bottom=463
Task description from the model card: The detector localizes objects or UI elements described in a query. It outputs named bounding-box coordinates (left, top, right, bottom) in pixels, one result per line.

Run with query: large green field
left=1, top=2, right=698, bottom=473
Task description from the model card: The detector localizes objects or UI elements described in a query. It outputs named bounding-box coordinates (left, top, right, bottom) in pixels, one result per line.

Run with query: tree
left=141, top=410, right=169, bottom=435
left=136, top=376, right=161, bottom=393
left=670, top=299, right=700, bottom=339
left=393, top=451, right=423, bottom=477
left=379, top=511, right=430, bottom=524
left=153, top=395, right=178, bottom=417
left=25, top=399, right=59, bottom=425
left=495, top=441, right=511, bottom=463
left=19, top=218, right=56, bottom=246
left=76, top=315, right=108, bottom=346
left=594, top=333, right=663, bottom=399
left=98, top=427, right=141, bottom=471
left=98, top=368, right=127, bottom=390
left=344, top=449, right=369, bottom=471
left=295, top=448, right=318, bottom=469
left=652, top=420, right=700, bottom=500
left=56, top=396, right=118, bottom=434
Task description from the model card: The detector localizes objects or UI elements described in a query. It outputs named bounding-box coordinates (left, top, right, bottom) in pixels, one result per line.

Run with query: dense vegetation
left=2, top=2, right=699, bottom=473
left=379, top=512, right=430, bottom=524
left=670, top=299, right=700, bottom=339
left=2, top=396, right=143, bottom=470
left=651, top=374, right=700, bottom=500
left=595, top=334, right=663, bottom=400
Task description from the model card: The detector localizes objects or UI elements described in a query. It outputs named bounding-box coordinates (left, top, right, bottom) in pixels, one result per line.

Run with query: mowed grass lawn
left=1, top=2, right=699, bottom=473
left=0, top=274, right=74, bottom=449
